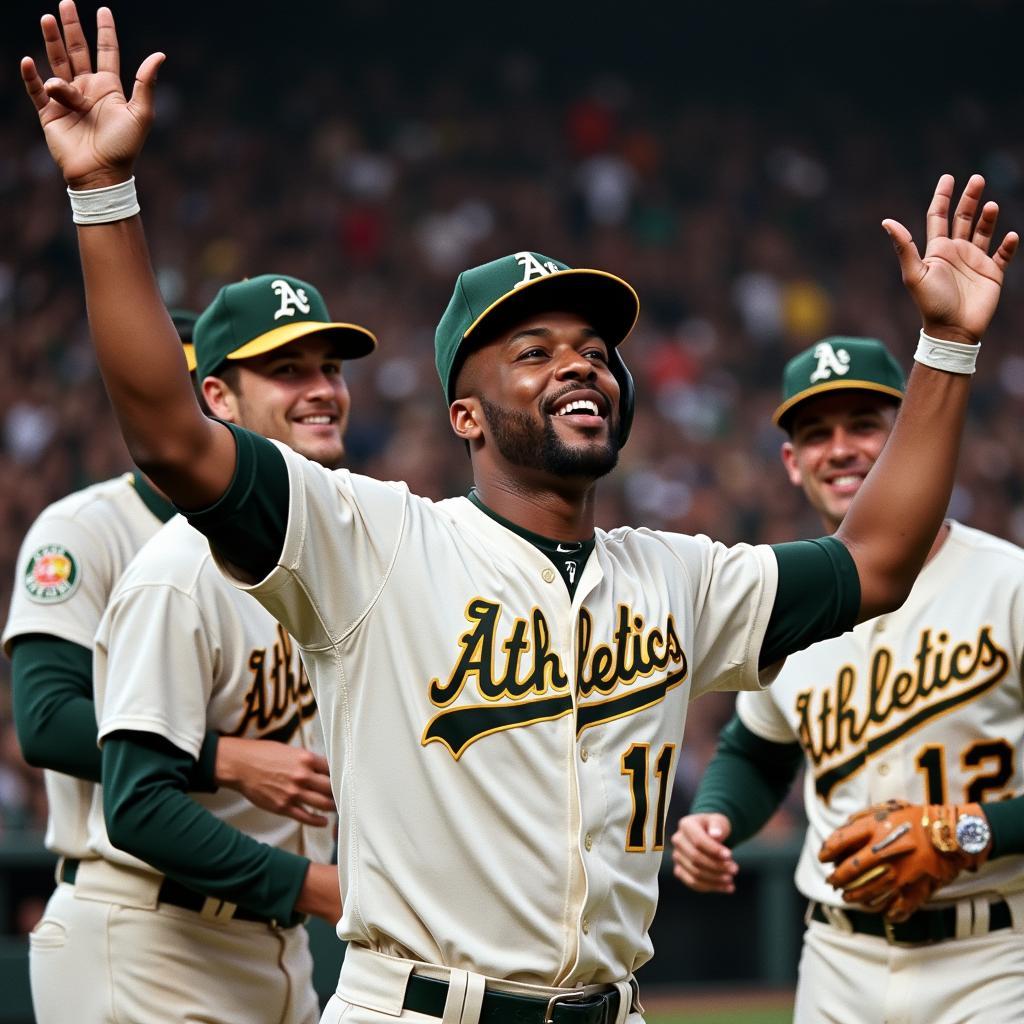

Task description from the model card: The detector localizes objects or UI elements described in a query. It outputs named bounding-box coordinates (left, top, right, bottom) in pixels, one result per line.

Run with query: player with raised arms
left=19, top=4, right=1018, bottom=1022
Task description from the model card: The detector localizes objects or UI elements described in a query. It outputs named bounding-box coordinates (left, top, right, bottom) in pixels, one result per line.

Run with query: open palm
left=886, top=174, right=1018, bottom=344
left=21, top=2, right=163, bottom=189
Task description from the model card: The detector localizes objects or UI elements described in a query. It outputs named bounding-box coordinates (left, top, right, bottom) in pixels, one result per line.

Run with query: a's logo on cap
left=23, top=544, right=80, bottom=604
left=272, top=279, right=311, bottom=320
left=513, top=252, right=562, bottom=290
left=809, top=341, right=851, bottom=383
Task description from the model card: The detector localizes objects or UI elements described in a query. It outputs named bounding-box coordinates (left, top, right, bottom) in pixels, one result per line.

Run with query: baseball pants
left=29, top=860, right=319, bottom=1024
left=794, top=895, right=1024, bottom=1024
left=320, top=944, right=642, bottom=1024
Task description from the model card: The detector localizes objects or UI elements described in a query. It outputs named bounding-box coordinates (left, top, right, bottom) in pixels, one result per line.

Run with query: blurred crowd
left=3, top=14, right=1024, bottom=848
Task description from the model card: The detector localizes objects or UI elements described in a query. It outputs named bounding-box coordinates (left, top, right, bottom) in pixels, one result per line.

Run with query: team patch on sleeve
left=23, top=544, right=81, bottom=603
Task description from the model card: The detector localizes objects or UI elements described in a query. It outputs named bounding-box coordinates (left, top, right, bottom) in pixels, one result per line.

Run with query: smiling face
left=202, top=335, right=351, bottom=467
left=782, top=391, right=898, bottom=531
left=451, top=310, right=621, bottom=486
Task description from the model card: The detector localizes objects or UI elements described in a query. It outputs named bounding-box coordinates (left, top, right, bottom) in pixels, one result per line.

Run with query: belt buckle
left=199, top=896, right=239, bottom=924
left=882, top=916, right=937, bottom=948
left=544, top=987, right=612, bottom=1024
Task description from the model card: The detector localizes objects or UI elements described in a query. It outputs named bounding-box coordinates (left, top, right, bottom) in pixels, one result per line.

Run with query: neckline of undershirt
left=466, top=489, right=595, bottom=598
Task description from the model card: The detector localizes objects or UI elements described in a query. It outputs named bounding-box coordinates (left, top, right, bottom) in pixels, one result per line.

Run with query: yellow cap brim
left=182, top=343, right=197, bottom=373
left=226, top=320, right=377, bottom=363
left=773, top=380, right=904, bottom=427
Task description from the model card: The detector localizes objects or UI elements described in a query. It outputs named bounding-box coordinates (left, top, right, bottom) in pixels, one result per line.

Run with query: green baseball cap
left=194, top=274, right=377, bottom=381
left=774, top=336, right=905, bottom=430
left=435, top=251, right=640, bottom=402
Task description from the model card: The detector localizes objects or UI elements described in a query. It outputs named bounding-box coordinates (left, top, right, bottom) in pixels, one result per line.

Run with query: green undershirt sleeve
left=102, top=730, right=310, bottom=925
left=981, top=796, right=1024, bottom=858
left=761, top=537, right=861, bottom=668
left=11, top=634, right=221, bottom=791
left=690, top=715, right=804, bottom=847
left=12, top=635, right=100, bottom=781
left=181, top=423, right=290, bottom=583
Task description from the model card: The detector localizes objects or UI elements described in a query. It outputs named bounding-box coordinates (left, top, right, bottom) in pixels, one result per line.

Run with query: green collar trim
left=131, top=472, right=177, bottom=524
left=466, top=489, right=596, bottom=557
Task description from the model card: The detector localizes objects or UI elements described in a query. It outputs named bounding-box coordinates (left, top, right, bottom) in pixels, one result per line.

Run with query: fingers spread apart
left=58, top=0, right=93, bottom=78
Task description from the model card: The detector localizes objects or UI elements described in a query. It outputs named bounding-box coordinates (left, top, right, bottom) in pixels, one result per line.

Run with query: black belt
left=403, top=975, right=624, bottom=1024
left=811, top=899, right=1013, bottom=946
left=59, top=858, right=299, bottom=928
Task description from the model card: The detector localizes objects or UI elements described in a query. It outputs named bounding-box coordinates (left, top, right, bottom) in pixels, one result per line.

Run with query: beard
left=480, top=398, right=619, bottom=480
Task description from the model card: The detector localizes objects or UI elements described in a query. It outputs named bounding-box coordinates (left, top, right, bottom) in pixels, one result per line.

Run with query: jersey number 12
left=915, top=739, right=1015, bottom=804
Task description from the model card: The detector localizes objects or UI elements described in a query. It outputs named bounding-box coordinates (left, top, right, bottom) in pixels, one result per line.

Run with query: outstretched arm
left=838, top=174, right=1017, bottom=620
left=22, top=3, right=234, bottom=508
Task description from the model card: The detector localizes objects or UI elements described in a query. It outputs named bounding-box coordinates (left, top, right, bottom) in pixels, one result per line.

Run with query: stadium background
left=1, top=1, right=1023, bottom=1019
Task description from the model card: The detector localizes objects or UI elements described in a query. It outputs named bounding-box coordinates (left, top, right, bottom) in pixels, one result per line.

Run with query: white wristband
left=67, top=176, right=140, bottom=225
left=913, top=330, right=979, bottom=375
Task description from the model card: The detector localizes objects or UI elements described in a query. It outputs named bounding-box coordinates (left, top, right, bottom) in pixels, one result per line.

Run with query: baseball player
left=21, top=6, right=1017, bottom=1024
left=1, top=310, right=339, bottom=1023
left=82, top=273, right=375, bottom=1024
left=672, top=338, right=1024, bottom=1023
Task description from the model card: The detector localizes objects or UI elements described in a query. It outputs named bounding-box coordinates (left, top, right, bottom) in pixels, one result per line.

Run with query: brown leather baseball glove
left=818, top=799, right=991, bottom=922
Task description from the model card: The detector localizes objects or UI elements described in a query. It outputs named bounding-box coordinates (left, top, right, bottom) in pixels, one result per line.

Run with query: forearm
left=691, top=716, right=803, bottom=847
left=103, top=732, right=309, bottom=924
left=837, top=361, right=969, bottom=621
left=18, top=689, right=101, bottom=780
left=12, top=637, right=100, bottom=780
left=76, top=218, right=234, bottom=508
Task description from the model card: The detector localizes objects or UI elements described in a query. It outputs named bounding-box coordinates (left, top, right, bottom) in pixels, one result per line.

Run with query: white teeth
left=831, top=475, right=860, bottom=486
left=299, top=415, right=332, bottom=424
left=556, top=400, right=599, bottom=417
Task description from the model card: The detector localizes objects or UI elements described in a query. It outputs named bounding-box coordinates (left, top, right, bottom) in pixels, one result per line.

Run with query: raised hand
left=671, top=813, right=738, bottom=894
left=21, top=2, right=164, bottom=189
left=885, top=174, right=1018, bottom=345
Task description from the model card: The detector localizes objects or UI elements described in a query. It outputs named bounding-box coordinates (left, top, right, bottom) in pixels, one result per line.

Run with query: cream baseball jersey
left=738, top=521, right=1024, bottom=906
left=91, top=514, right=334, bottom=871
left=2, top=474, right=168, bottom=858
left=218, top=442, right=779, bottom=987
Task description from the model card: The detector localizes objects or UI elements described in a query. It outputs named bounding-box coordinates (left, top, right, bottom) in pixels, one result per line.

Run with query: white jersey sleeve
left=95, top=581, right=214, bottom=759
left=213, top=441, right=408, bottom=648
left=3, top=510, right=117, bottom=653
left=663, top=534, right=779, bottom=698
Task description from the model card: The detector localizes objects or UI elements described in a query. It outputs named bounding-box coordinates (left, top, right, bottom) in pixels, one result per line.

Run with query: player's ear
left=450, top=397, right=484, bottom=441
left=202, top=376, right=239, bottom=422
left=780, top=440, right=803, bottom=487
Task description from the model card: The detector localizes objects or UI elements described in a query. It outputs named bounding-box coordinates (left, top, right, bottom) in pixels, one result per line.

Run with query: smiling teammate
left=1, top=309, right=341, bottom=1023
left=84, top=274, right=373, bottom=1023
left=673, top=338, right=1024, bottom=1023
left=19, top=6, right=1019, bottom=1023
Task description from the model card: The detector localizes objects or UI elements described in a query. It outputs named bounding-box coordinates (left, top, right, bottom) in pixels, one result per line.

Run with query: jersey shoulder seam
left=329, top=490, right=411, bottom=647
